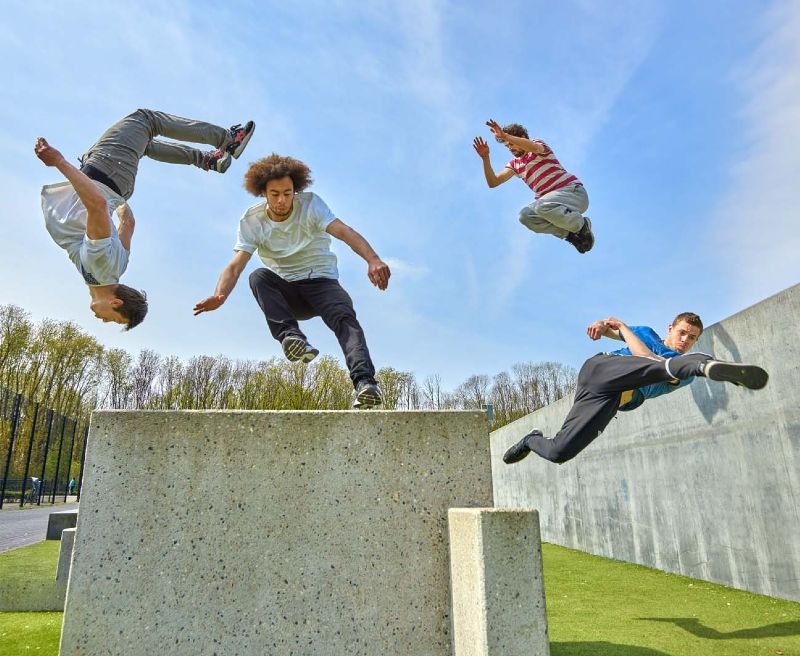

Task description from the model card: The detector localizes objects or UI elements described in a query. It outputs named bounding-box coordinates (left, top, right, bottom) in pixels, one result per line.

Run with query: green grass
left=543, top=543, right=800, bottom=656
left=0, top=541, right=60, bottom=587
left=1, top=541, right=798, bottom=655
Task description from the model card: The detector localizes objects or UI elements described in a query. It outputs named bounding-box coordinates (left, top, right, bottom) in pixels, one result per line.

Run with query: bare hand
left=586, top=320, right=607, bottom=341
left=193, top=295, right=226, bottom=316
left=485, top=119, right=506, bottom=143
left=368, top=259, right=391, bottom=291
left=602, top=317, right=626, bottom=332
left=116, top=203, right=134, bottom=222
left=34, top=137, right=65, bottom=167
left=472, top=136, right=490, bottom=158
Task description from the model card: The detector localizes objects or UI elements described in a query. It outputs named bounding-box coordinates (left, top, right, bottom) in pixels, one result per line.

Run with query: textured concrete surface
left=61, top=410, right=492, bottom=656
left=46, top=510, right=78, bottom=539
left=449, top=509, right=549, bottom=656
left=491, top=284, right=800, bottom=601
left=56, top=528, right=75, bottom=587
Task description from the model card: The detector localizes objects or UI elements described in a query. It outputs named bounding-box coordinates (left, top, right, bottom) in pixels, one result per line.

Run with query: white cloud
left=383, top=257, right=429, bottom=279
left=712, top=0, right=800, bottom=305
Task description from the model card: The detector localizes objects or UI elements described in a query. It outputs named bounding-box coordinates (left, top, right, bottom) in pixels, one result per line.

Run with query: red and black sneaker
left=203, top=149, right=232, bottom=173
left=227, top=121, right=256, bottom=159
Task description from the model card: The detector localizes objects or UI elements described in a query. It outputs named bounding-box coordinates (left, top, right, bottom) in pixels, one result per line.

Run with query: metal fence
left=0, top=384, right=88, bottom=509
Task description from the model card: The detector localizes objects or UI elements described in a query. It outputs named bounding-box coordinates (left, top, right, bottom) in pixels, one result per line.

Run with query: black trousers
left=527, top=352, right=711, bottom=463
left=248, top=268, right=376, bottom=385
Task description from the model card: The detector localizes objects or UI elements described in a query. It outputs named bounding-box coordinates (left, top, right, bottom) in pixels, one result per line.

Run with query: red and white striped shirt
left=506, top=141, right=580, bottom=198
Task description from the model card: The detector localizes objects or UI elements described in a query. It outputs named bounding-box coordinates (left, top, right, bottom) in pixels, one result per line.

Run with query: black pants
left=249, top=268, right=376, bottom=386
left=527, top=352, right=711, bottom=463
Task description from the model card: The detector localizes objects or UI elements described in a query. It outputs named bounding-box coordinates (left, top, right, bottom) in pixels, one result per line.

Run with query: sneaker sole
left=282, top=337, right=309, bottom=362
left=216, top=154, right=232, bottom=173
left=704, top=361, right=768, bottom=390
left=353, top=390, right=382, bottom=409
left=230, top=122, right=255, bottom=159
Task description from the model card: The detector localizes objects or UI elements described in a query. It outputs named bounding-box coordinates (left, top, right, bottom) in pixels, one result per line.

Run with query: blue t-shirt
left=610, top=326, right=694, bottom=411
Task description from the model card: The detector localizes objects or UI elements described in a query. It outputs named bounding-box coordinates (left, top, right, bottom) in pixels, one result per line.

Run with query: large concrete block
left=46, top=510, right=77, bottom=540
left=449, top=508, right=549, bottom=656
left=60, top=410, right=492, bottom=656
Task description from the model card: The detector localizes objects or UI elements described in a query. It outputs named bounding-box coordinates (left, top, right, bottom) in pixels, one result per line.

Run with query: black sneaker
left=701, top=360, right=769, bottom=390
left=352, top=379, right=382, bottom=409
left=575, top=217, right=594, bottom=253
left=502, top=430, right=542, bottom=464
left=281, top=335, right=319, bottom=363
left=564, top=231, right=584, bottom=253
left=204, top=149, right=232, bottom=173
left=227, top=121, right=256, bottom=159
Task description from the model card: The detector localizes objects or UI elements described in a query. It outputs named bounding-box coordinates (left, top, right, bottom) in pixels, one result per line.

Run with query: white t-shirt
left=41, top=181, right=128, bottom=286
left=235, top=192, right=338, bottom=281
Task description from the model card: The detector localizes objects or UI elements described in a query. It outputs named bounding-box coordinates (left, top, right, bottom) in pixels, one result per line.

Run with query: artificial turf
left=0, top=541, right=798, bottom=655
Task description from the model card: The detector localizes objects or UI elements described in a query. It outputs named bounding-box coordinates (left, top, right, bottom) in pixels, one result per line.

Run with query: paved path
left=0, top=502, right=79, bottom=552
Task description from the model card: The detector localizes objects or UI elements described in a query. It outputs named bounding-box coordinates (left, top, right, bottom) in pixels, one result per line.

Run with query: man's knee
left=248, top=268, right=279, bottom=292
left=518, top=204, right=544, bottom=231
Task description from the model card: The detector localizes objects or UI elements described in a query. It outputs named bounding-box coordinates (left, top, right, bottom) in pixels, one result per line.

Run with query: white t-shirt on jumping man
left=41, top=180, right=128, bottom=286
left=235, top=192, right=338, bottom=281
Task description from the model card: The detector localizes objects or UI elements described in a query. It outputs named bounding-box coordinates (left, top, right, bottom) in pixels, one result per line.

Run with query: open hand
left=34, top=137, right=65, bottom=167
left=472, top=136, right=490, bottom=158
left=193, top=295, right=226, bottom=315
left=485, top=119, right=506, bottom=143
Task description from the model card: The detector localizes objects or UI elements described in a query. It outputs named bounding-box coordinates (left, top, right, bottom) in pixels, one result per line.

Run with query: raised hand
left=485, top=119, right=506, bottom=142
left=472, top=136, right=490, bottom=158
left=34, top=137, right=65, bottom=167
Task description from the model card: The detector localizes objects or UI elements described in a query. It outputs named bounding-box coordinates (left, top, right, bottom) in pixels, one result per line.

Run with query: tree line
left=0, top=303, right=576, bottom=429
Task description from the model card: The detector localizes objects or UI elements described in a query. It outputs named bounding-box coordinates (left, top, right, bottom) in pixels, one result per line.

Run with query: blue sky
left=2, top=0, right=798, bottom=389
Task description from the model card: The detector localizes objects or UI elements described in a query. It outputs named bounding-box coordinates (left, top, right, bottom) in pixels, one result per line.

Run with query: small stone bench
left=47, top=510, right=78, bottom=540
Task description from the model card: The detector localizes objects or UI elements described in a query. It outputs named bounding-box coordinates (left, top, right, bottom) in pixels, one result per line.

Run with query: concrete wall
left=490, top=284, right=800, bottom=602
left=60, top=410, right=494, bottom=656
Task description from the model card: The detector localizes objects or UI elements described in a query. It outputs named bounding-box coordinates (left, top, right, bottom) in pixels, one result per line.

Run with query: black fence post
left=0, top=393, right=23, bottom=510
left=50, top=415, right=68, bottom=505
left=38, top=409, right=54, bottom=506
left=76, top=425, right=89, bottom=502
left=63, top=419, right=78, bottom=502
left=19, top=402, right=41, bottom=508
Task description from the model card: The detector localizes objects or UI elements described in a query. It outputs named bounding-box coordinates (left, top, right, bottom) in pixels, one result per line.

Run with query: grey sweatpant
left=526, top=352, right=711, bottom=463
left=518, top=182, right=589, bottom=238
left=80, top=109, right=232, bottom=199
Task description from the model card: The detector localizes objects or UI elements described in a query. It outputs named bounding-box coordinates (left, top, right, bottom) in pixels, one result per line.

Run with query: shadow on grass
left=639, top=617, right=800, bottom=639
left=551, top=642, right=670, bottom=656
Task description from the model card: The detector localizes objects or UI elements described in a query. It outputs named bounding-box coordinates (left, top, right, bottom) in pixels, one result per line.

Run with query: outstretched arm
left=486, top=119, right=546, bottom=155
left=472, top=136, right=515, bottom=188
left=602, top=318, right=660, bottom=359
left=193, top=250, right=252, bottom=315
left=35, top=138, right=111, bottom=239
left=326, top=219, right=390, bottom=290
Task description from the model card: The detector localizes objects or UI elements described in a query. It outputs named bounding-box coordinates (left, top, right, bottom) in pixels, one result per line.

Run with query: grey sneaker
left=281, top=335, right=319, bottom=363
left=352, top=379, right=382, bottom=409
left=701, top=360, right=768, bottom=390
left=204, top=149, right=232, bottom=173
left=227, top=121, right=256, bottom=159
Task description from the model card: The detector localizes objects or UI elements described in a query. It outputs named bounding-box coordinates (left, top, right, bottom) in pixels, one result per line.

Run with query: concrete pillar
left=60, top=410, right=492, bottom=656
left=56, top=527, right=75, bottom=587
left=449, top=508, right=549, bottom=656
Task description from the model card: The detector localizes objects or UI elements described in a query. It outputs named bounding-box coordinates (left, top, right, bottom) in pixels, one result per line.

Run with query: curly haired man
left=194, top=154, right=390, bottom=409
